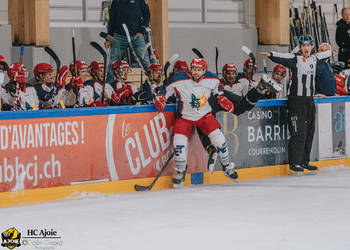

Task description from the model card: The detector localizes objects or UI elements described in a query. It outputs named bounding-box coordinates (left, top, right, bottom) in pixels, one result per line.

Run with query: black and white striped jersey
left=269, top=50, right=332, bottom=97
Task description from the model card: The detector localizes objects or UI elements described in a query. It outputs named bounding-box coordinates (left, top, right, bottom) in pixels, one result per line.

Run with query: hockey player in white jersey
left=67, top=61, right=94, bottom=106
left=154, top=57, right=238, bottom=184
left=0, top=55, right=8, bottom=87
left=1, top=63, right=39, bottom=110
left=229, top=59, right=259, bottom=96
left=33, top=63, right=61, bottom=109
left=87, top=61, right=114, bottom=104
left=109, top=60, right=146, bottom=105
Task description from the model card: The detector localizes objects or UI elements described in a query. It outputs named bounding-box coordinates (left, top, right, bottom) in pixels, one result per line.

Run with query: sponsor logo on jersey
left=190, top=93, right=207, bottom=110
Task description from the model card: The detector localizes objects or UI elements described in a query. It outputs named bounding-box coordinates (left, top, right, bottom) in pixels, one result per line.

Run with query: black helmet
left=299, top=35, right=313, bottom=45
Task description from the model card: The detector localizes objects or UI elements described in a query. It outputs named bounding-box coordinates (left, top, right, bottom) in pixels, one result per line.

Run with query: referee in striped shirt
left=260, top=35, right=333, bottom=173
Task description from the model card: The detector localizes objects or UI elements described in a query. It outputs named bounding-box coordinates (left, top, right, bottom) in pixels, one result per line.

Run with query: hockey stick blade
left=192, top=48, right=204, bottom=58
left=241, top=46, right=255, bottom=61
left=134, top=184, right=152, bottom=191
left=163, top=53, right=179, bottom=80
left=134, top=152, right=175, bottom=191
left=44, top=47, right=61, bottom=85
left=142, top=42, right=152, bottom=59
left=122, top=23, right=132, bottom=43
left=90, top=42, right=107, bottom=59
left=169, top=53, right=179, bottom=64
left=99, top=32, right=119, bottom=44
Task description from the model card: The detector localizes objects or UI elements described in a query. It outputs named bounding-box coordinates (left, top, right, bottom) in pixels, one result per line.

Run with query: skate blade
left=304, top=170, right=317, bottom=175
left=289, top=171, right=304, bottom=176
left=207, top=165, right=215, bottom=174
left=173, top=182, right=184, bottom=188
left=224, top=174, right=239, bottom=183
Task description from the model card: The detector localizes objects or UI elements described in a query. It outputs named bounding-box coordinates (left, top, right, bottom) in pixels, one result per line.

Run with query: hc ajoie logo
left=1, top=228, right=21, bottom=249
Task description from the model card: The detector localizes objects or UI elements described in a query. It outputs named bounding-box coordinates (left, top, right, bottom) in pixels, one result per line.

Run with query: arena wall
left=1, top=97, right=349, bottom=207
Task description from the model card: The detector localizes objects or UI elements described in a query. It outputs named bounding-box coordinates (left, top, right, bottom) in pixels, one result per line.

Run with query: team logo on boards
left=1, top=228, right=21, bottom=249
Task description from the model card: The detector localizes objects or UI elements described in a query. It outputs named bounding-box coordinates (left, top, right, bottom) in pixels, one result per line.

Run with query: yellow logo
left=198, top=92, right=207, bottom=110
left=1, top=228, right=21, bottom=249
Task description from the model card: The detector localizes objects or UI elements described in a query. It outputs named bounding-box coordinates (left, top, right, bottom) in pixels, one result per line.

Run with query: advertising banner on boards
left=0, top=111, right=206, bottom=192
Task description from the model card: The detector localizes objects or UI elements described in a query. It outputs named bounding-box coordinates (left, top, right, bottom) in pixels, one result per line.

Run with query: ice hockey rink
left=1, top=165, right=349, bottom=250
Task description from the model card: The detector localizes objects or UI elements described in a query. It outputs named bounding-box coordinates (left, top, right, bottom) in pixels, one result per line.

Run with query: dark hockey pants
left=287, top=96, right=316, bottom=166
left=197, top=88, right=264, bottom=150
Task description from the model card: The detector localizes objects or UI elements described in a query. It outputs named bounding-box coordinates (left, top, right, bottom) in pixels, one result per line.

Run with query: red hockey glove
left=116, top=85, right=133, bottom=99
left=72, top=76, right=84, bottom=89
left=111, top=91, right=121, bottom=105
left=218, top=95, right=234, bottom=113
left=155, top=94, right=166, bottom=111
left=120, top=84, right=133, bottom=99
left=15, top=72, right=26, bottom=85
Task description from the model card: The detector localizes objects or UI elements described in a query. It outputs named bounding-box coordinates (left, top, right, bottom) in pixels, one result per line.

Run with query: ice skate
left=302, top=164, right=318, bottom=175
left=173, top=166, right=187, bottom=185
left=289, top=165, right=304, bottom=176
left=207, top=145, right=218, bottom=173
left=223, top=163, right=238, bottom=182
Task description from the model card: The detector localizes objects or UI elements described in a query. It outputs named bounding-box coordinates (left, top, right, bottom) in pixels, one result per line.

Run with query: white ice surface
left=1, top=166, right=350, bottom=250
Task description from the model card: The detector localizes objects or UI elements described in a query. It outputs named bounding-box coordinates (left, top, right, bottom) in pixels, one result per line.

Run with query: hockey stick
left=192, top=48, right=204, bottom=58
left=44, top=47, right=61, bottom=86
left=163, top=53, right=180, bottom=81
left=134, top=152, right=174, bottom=191
left=143, top=26, right=159, bottom=64
left=215, top=46, right=219, bottom=78
left=90, top=42, right=107, bottom=104
left=263, top=58, right=267, bottom=74
left=142, top=42, right=151, bottom=60
left=122, top=23, right=147, bottom=73
left=334, top=4, right=339, bottom=23
left=241, top=46, right=256, bottom=79
left=72, top=29, right=78, bottom=76
left=99, top=31, right=121, bottom=60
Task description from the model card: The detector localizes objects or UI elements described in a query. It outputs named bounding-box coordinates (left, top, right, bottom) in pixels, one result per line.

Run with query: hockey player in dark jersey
left=260, top=35, right=334, bottom=173
left=139, top=63, right=164, bottom=104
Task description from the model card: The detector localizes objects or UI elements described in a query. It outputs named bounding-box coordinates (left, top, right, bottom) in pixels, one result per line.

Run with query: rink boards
left=0, top=97, right=350, bottom=206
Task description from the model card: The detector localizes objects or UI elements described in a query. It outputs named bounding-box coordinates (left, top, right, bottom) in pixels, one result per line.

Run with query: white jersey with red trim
left=224, top=76, right=258, bottom=96
left=89, top=80, right=114, bottom=100
left=165, top=71, right=223, bottom=121
left=77, top=85, right=94, bottom=106
left=13, top=85, right=40, bottom=110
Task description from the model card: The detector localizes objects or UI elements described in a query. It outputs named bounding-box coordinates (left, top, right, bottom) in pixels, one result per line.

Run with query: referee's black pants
left=287, top=96, right=316, bottom=166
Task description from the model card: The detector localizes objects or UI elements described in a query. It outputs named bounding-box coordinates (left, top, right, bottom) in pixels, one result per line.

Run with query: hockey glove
left=218, top=95, right=234, bottom=113
left=72, top=76, right=84, bottom=89
left=15, top=72, right=26, bottom=85
left=120, top=84, right=133, bottom=99
left=155, top=94, right=166, bottom=111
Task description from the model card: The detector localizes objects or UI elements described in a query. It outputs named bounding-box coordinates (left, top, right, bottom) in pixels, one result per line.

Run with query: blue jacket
left=315, top=61, right=337, bottom=96
left=108, top=0, right=150, bottom=36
